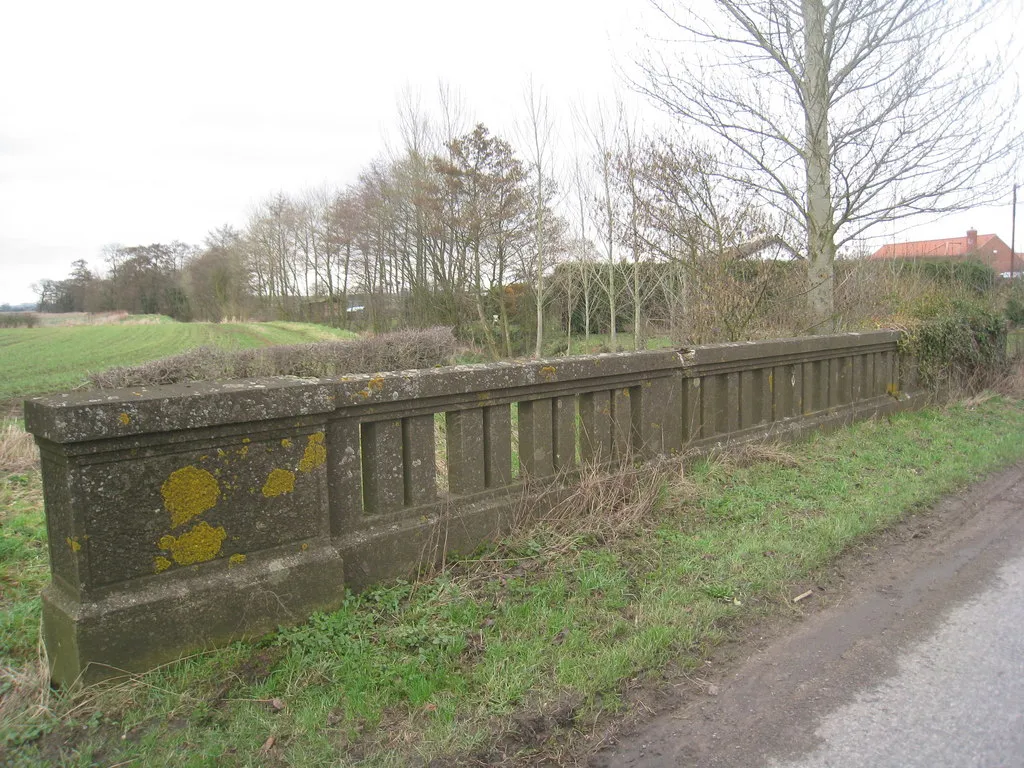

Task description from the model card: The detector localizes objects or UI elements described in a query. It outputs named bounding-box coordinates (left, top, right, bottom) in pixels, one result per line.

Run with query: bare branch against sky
left=634, top=0, right=1023, bottom=324
left=1, top=0, right=1020, bottom=306
left=0, top=0, right=641, bottom=304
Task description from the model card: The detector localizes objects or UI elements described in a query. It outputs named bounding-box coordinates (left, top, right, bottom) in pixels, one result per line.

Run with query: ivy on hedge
left=899, top=301, right=1007, bottom=390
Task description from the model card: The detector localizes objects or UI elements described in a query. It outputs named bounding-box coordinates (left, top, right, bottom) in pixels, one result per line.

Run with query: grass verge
left=0, top=321, right=357, bottom=402
left=1, top=397, right=1023, bottom=766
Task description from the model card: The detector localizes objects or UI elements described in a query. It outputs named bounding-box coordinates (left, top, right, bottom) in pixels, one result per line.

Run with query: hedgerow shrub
left=899, top=301, right=1007, bottom=391
left=89, top=327, right=456, bottom=389
left=1005, top=287, right=1024, bottom=327
left=916, top=260, right=996, bottom=295
left=0, top=313, right=39, bottom=328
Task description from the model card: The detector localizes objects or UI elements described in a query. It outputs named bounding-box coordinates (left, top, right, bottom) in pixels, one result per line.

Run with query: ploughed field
left=0, top=319, right=356, bottom=402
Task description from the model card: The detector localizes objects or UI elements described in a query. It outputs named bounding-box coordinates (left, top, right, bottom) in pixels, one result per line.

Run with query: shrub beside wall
left=900, top=301, right=1007, bottom=390
left=89, top=326, right=457, bottom=388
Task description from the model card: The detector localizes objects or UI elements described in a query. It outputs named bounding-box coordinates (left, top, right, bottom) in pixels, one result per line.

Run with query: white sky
left=0, top=0, right=1019, bottom=305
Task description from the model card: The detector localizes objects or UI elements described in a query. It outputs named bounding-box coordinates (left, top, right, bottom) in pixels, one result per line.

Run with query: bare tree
left=569, top=158, right=602, bottom=347
left=575, top=101, right=624, bottom=349
left=522, top=79, right=557, bottom=357
left=631, top=137, right=802, bottom=341
left=638, top=0, right=1021, bottom=327
left=614, top=113, right=649, bottom=350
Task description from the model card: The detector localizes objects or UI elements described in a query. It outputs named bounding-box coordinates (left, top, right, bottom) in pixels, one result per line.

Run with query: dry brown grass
left=0, top=421, right=38, bottom=474
left=989, top=358, right=1024, bottom=400
left=727, top=441, right=802, bottom=469
left=0, top=656, right=53, bottom=732
left=88, top=326, right=457, bottom=388
left=540, top=460, right=672, bottom=543
left=446, top=440, right=800, bottom=583
left=36, top=311, right=132, bottom=326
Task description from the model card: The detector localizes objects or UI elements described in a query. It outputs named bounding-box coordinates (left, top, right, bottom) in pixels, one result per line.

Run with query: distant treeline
left=30, top=105, right=1006, bottom=357
left=33, top=115, right=809, bottom=356
left=0, top=303, right=36, bottom=313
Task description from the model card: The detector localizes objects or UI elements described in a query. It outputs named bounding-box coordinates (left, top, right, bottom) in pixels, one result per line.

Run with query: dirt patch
left=583, top=462, right=1024, bottom=767
left=229, top=646, right=285, bottom=689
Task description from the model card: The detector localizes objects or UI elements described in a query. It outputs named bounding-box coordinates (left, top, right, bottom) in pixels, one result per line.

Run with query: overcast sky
left=0, top=0, right=1019, bottom=306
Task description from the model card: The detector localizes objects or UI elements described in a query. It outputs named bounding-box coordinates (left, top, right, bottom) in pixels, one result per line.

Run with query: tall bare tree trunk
left=802, top=0, right=836, bottom=329
left=473, top=241, right=499, bottom=359
left=603, top=166, right=617, bottom=350
left=523, top=81, right=552, bottom=359
left=535, top=167, right=545, bottom=357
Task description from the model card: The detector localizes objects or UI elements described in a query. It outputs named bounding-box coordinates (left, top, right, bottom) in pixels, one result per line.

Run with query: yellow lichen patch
left=161, top=466, right=221, bottom=528
left=242, top=437, right=251, bottom=444
left=237, top=445, right=249, bottom=457
left=66, top=537, right=81, bottom=552
left=368, top=376, right=386, bottom=391
left=154, top=556, right=172, bottom=573
left=228, top=553, right=247, bottom=567
left=539, top=365, right=557, bottom=379
left=298, top=432, right=327, bottom=473
left=118, top=412, right=131, bottom=425
left=158, top=521, right=227, bottom=566
left=281, top=438, right=293, bottom=448
left=262, top=468, right=296, bottom=497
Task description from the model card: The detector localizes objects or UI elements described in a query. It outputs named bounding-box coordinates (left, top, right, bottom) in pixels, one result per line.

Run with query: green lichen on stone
left=161, top=466, right=220, bottom=528
left=262, top=468, right=296, bottom=497
left=158, top=522, right=227, bottom=566
left=298, top=432, right=326, bottom=473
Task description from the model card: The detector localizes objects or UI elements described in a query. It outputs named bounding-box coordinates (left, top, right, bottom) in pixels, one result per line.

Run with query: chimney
left=966, top=228, right=978, bottom=252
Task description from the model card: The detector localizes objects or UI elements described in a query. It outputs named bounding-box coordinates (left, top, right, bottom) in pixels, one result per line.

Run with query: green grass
left=2, top=397, right=1024, bottom=765
left=0, top=473, right=45, bottom=663
left=0, top=321, right=357, bottom=401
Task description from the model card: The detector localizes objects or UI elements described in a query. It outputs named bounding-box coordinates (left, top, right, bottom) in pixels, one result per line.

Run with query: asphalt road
left=593, top=464, right=1024, bottom=767
left=771, top=553, right=1024, bottom=768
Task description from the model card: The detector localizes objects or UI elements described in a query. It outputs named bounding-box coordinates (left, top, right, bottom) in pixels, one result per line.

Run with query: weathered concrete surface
left=447, top=409, right=487, bottom=493
left=25, top=333, right=921, bottom=685
left=43, top=542, right=347, bottom=684
left=482, top=405, right=513, bottom=489
left=25, top=377, right=334, bottom=444
left=28, top=379, right=341, bottom=684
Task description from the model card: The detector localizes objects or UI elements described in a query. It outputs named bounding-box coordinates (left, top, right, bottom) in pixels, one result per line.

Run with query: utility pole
left=1012, top=183, right=1018, bottom=279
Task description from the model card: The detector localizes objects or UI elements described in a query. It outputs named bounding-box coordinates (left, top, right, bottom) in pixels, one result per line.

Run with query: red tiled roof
left=871, top=234, right=997, bottom=260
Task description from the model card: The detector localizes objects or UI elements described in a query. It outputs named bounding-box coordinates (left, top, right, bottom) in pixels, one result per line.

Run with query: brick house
left=870, top=229, right=1022, bottom=276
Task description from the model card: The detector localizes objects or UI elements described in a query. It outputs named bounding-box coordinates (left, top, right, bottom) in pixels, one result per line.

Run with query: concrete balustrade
left=25, top=331, right=923, bottom=684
